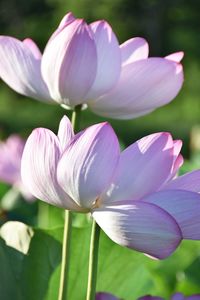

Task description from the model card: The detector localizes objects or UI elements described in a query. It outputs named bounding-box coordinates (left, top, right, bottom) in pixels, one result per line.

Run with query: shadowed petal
left=102, top=132, right=174, bottom=204
left=171, top=293, right=185, bottom=300
left=57, top=115, right=74, bottom=151
left=0, top=36, right=51, bottom=101
left=162, top=170, right=200, bottom=192
left=170, top=140, right=183, bottom=178
left=96, top=292, right=119, bottom=300
left=170, top=154, right=184, bottom=180
left=143, top=190, right=200, bottom=239
left=138, top=296, right=163, bottom=300
left=90, top=58, right=183, bottom=119
left=57, top=123, right=120, bottom=209
left=171, top=293, right=200, bottom=300
left=92, top=200, right=181, bottom=259
left=120, top=37, right=149, bottom=65
left=172, top=140, right=182, bottom=161
left=21, top=128, right=82, bottom=211
left=86, top=21, right=121, bottom=99
left=164, top=139, right=184, bottom=183
left=42, top=19, right=97, bottom=106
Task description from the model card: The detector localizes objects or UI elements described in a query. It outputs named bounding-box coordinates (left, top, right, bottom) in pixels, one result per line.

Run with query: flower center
left=91, top=197, right=102, bottom=209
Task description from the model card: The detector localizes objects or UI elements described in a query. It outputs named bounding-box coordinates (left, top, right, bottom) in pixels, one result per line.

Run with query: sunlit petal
left=93, top=200, right=181, bottom=259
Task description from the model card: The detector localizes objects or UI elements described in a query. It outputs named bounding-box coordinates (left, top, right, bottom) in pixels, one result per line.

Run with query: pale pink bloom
left=0, top=135, right=34, bottom=201
left=21, top=116, right=200, bottom=259
left=0, top=13, right=183, bottom=119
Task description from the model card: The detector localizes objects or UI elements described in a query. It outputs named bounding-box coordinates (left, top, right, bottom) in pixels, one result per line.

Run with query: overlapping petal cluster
left=21, top=116, right=200, bottom=259
left=0, top=135, right=33, bottom=200
left=0, top=13, right=183, bottom=119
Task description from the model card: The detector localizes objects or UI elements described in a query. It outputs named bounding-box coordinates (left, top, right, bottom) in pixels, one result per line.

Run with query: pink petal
left=171, top=154, right=184, bottom=178
left=172, top=140, right=182, bottom=160
left=48, top=12, right=76, bottom=42
left=172, top=140, right=183, bottom=172
left=21, top=128, right=82, bottom=211
left=23, top=38, right=42, bottom=59
left=89, top=58, right=183, bottom=119
left=165, top=51, right=184, bottom=63
left=102, top=132, right=174, bottom=204
left=168, top=140, right=183, bottom=180
left=0, top=36, right=51, bottom=101
left=86, top=21, right=121, bottom=99
left=57, top=12, right=76, bottom=30
left=57, top=123, right=120, bottom=209
left=120, top=37, right=149, bottom=65
left=0, top=135, right=24, bottom=185
left=92, top=200, right=182, bottom=259
left=96, top=292, right=119, bottom=300
left=57, top=115, right=74, bottom=151
left=162, top=170, right=200, bottom=192
left=42, top=19, right=97, bottom=106
left=143, top=190, right=200, bottom=239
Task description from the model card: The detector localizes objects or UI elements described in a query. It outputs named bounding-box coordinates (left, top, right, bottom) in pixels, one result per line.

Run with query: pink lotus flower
left=21, top=116, right=200, bottom=259
left=0, top=135, right=33, bottom=201
left=0, top=13, right=183, bottom=119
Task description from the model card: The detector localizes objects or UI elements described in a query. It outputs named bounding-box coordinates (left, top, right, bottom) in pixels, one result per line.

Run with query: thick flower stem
left=86, top=220, right=101, bottom=300
left=58, top=104, right=82, bottom=300
left=58, top=210, right=72, bottom=300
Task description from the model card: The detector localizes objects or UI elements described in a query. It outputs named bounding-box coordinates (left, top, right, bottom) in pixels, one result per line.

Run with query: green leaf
left=0, top=221, right=154, bottom=300
left=0, top=221, right=62, bottom=300
left=1, top=221, right=200, bottom=300
left=0, top=238, right=23, bottom=300
left=97, top=231, right=153, bottom=299
left=20, top=227, right=62, bottom=300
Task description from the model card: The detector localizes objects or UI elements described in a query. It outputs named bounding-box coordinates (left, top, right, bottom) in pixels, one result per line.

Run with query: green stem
left=58, top=210, right=72, bottom=300
left=71, top=104, right=82, bottom=132
left=58, top=104, right=82, bottom=300
left=86, top=220, right=101, bottom=300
